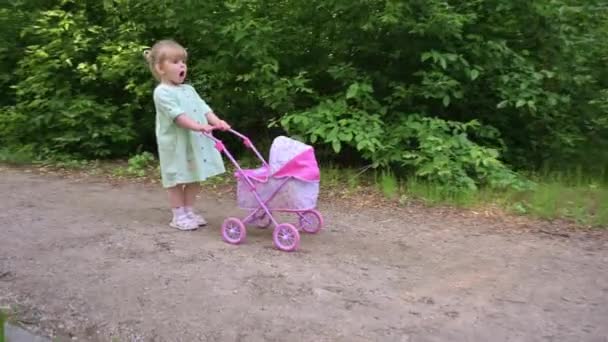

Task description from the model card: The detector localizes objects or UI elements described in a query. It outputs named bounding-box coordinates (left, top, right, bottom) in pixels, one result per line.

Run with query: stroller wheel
left=273, top=223, right=300, bottom=252
left=222, top=218, right=247, bottom=245
left=298, top=210, right=324, bottom=234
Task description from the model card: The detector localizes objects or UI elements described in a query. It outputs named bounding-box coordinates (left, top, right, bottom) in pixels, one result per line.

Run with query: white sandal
left=170, top=216, right=198, bottom=231
left=188, top=213, right=207, bottom=227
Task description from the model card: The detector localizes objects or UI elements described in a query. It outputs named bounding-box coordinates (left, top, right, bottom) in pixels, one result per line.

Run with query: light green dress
left=153, top=83, right=225, bottom=188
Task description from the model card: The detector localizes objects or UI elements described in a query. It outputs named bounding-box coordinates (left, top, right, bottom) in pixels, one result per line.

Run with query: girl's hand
left=215, top=120, right=231, bottom=131
left=198, top=124, right=215, bottom=133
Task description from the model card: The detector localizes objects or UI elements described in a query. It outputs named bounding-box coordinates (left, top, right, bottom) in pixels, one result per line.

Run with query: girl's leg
left=167, top=185, right=198, bottom=230
left=167, top=185, right=186, bottom=208
left=184, top=182, right=207, bottom=226
left=183, top=182, right=200, bottom=208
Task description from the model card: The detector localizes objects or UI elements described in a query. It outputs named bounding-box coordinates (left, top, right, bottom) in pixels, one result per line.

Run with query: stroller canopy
left=269, top=136, right=320, bottom=182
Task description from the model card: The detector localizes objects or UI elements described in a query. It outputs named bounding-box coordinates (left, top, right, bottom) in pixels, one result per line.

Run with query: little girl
left=144, top=40, right=230, bottom=231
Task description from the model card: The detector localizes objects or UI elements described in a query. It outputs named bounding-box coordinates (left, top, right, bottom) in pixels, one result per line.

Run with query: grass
left=320, top=163, right=368, bottom=193
left=512, top=174, right=608, bottom=226
left=0, top=146, right=37, bottom=165
left=320, top=163, right=608, bottom=227
left=0, top=307, right=4, bottom=342
left=112, top=152, right=157, bottom=178
left=0, top=146, right=97, bottom=170
left=1, top=147, right=606, bottom=227
left=0, top=304, right=29, bottom=330
left=378, top=169, right=398, bottom=199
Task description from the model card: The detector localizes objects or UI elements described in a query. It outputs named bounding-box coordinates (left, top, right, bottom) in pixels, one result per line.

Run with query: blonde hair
left=143, top=40, right=188, bottom=81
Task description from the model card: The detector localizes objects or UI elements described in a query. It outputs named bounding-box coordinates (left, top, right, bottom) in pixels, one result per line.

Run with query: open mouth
left=179, top=71, right=185, bottom=78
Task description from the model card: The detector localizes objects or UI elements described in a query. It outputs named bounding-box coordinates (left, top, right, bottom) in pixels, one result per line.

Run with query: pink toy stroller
left=204, top=129, right=323, bottom=252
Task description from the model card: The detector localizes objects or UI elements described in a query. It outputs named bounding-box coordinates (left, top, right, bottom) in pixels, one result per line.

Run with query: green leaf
left=346, top=83, right=359, bottom=99
left=339, top=131, right=353, bottom=142
left=442, top=95, right=450, bottom=107
left=470, top=69, right=479, bottom=80
left=332, top=140, right=341, bottom=153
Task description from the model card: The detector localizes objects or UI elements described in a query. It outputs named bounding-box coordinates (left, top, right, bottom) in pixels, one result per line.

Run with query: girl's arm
left=175, top=114, right=214, bottom=133
left=205, top=111, right=231, bottom=130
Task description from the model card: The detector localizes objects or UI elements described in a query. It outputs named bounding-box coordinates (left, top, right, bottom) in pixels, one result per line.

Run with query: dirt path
left=1, top=167, right=607, bottom=342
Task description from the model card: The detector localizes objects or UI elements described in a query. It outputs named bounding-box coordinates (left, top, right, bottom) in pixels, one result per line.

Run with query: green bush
left=1, top=0, right=606, bottom=189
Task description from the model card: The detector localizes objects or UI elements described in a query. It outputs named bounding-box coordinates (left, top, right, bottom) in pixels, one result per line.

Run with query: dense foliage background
left=1, top=0, right=607, bottom=191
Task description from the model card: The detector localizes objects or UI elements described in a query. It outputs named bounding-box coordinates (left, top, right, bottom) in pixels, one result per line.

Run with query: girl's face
left=157, top=55, right=187, bottom=85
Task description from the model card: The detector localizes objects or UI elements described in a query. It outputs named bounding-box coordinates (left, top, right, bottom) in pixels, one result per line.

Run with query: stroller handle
left=202, top=129, right=270, bottom=168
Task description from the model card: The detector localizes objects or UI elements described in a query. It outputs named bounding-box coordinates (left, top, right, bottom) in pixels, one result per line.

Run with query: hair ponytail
left=143, top=49, right=152, bottom=63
